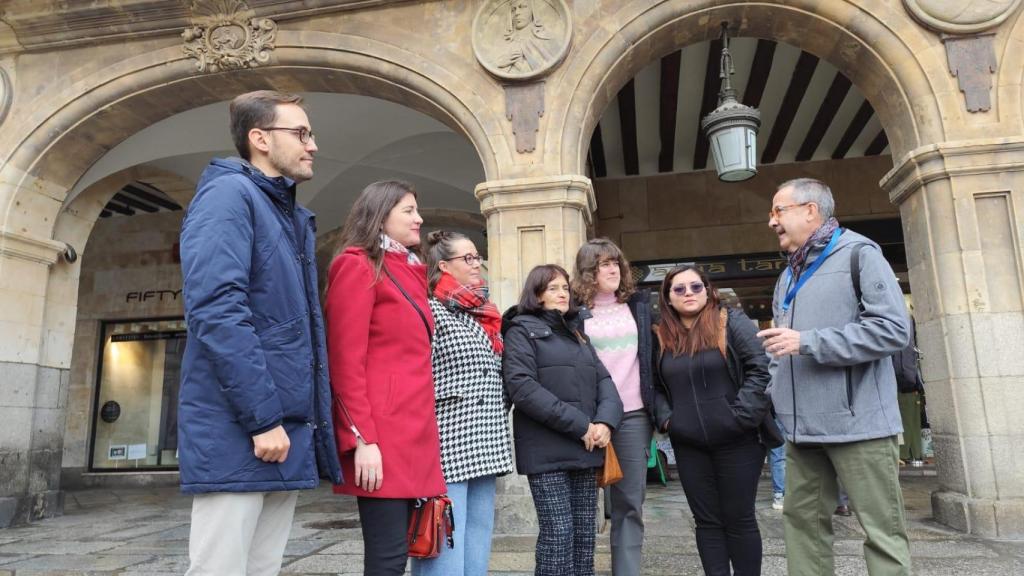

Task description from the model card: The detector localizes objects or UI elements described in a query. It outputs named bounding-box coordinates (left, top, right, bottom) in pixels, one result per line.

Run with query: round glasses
left=444, top=253, right=483, bottom=265
left=671, top=282, right=705, bottom=296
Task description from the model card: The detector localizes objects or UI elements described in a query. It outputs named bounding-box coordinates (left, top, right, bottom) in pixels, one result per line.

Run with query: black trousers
left=673, top=435, right=766, bottom=576
left=357, top=497, right=412, bottom=576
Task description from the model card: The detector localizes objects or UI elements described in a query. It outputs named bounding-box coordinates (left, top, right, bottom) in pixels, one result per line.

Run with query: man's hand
left=252, top=425, right=290, bottom=463
left=757, top=327, right=802, bottom=357
left=588, top=423, right=612, bottom=449
left=354, top=439, right=383, bottom=493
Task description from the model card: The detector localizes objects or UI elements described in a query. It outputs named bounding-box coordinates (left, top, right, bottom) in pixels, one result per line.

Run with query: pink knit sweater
left=586, top=292, right=644, bottom=412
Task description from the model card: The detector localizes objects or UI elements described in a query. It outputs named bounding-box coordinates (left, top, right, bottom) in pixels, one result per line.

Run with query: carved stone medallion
left=0, top=67, right=11, bottom=128
left=473, top=0, right=572, bottom=82
left=182, top=0, right=277, bottom=73
left=904, top=0, right=1023, bottom=34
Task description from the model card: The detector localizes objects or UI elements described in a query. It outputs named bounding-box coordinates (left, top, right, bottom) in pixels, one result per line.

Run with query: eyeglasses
left=261, top=126, right=315, bottom=144
left=671, top=282, right=705, bottom=296
left=444, top=253, right=483, bottom=265
left=768, top=202, right=811, bottom=220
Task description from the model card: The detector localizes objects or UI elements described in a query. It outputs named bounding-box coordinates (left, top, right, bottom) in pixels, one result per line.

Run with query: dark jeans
left=673, top=435, right=766, bottom=576
left=357, top=497, right=412, bottom=576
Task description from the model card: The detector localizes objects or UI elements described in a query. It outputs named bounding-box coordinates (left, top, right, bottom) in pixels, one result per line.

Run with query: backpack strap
left=850, top=243, right=865, bottom=312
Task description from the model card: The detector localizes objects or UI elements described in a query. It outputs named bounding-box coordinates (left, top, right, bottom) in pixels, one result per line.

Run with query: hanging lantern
left=701, top=23, right=761, bottom=182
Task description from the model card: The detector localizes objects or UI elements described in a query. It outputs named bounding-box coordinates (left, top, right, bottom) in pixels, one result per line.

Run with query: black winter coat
left=502, top=307, right=625, bottom=475
left=624, top=291, right=669, bottom=428
left=653, top=307, right=782, bottom=448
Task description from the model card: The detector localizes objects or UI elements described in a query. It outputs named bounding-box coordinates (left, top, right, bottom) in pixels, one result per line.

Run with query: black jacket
left=502, top=307, right=625, bottom=475
left=653, top=307, right=782, bottom=448
left=625, top=291, right=663, bottom=428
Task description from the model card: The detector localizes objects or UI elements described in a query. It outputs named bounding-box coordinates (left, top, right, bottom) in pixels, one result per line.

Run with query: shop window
left=89, top=318, right=185, bottom=471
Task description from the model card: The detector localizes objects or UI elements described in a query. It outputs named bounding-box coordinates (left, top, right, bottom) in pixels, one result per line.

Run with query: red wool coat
left=325, top=247, right=445, bottom=499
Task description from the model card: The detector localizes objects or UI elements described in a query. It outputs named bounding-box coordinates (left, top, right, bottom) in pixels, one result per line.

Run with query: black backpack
left=850, top=245, right=923, bottom=394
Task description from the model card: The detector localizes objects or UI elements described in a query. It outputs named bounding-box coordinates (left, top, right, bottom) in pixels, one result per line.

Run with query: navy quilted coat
left=178, top=158, right=342, bottom=493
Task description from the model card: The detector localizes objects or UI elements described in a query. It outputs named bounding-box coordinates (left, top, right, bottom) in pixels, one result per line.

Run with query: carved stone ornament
left=0, top=67, right=11, bottom=128
left=904, top=0, right=1023, bottom=34
left=473, top=0, right=572, bottom=82
left=182, top=0, right=277, bottom=73
left=944, top=35, right=997, bottom=112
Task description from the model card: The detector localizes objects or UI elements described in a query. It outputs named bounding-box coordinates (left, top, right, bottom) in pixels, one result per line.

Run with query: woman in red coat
left=325, top=180, right=445, bottom=575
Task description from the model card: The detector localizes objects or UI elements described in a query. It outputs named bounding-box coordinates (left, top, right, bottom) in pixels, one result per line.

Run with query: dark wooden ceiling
left=587, top=38, right=889, bottom=179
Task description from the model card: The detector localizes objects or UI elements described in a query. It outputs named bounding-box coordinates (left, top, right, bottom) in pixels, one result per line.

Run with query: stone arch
left=0, top=29, right=507, bottom=243
left=2, top=30, right=502, bottom=370
left=554, top=0, right=949, bottom=177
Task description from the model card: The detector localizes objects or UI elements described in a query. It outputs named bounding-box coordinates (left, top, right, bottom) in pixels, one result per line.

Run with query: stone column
left=475, top=174, right=596, bottom=534
left=884, top=138, right=1024, bottom=538
left=0, top=230, right=69, bottom=528
left=475, top=175, right=595, bottom=311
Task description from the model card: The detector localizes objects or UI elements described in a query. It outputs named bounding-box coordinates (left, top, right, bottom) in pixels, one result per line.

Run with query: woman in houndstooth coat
left=410, top=230, right=514, bottom=576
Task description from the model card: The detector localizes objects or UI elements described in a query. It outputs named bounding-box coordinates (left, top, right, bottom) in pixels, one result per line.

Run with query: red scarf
left=433, top=272, right=504, bottom=355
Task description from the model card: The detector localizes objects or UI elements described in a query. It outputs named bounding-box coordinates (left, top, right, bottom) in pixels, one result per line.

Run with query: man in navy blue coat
left=179, top=91, right=342, bottom=575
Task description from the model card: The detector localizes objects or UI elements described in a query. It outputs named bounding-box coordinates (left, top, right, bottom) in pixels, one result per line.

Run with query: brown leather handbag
left=407, top=495, right=455, bottom=558
left=597, top=442, right=624, bottom=487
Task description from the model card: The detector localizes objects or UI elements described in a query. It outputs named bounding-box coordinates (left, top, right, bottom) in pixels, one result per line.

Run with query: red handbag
left=407, top=495, right=455, bottom=558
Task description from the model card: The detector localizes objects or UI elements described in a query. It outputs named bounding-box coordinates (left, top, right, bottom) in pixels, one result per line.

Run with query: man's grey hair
left=778, top=178, right=835, bottom=221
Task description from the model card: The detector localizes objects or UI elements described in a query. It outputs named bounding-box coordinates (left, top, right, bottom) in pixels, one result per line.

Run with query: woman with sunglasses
left=412, top=230, right=513, bottom=576
left=653, top=265, right=780, bottom=576
left=502, top=264, right=623, bottom=576
left=570, top=238, right=664, bottom=576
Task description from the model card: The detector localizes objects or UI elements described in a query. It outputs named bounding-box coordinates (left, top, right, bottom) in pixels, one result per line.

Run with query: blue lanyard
left=781, top=229, right=842, bottom=312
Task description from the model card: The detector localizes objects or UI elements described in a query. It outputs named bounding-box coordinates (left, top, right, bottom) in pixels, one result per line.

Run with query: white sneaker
left=772, top=493, right=784, bottom=510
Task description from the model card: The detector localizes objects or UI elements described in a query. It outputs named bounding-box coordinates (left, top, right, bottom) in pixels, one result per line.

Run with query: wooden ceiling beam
left=831, top=101, right=874, bottom=159
left=761, top=50, right=819, bottom=164
left=618, top=79, right=640, bottom=175
left=658, top=50, right=682, bottom=173
left=796, top=72, right=852, bottom=161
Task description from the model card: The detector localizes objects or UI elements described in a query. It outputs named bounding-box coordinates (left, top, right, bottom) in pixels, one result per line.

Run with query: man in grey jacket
left=757, top=178, right=911, bottom=576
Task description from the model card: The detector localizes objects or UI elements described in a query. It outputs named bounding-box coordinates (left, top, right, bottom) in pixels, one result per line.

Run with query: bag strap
left=383, top=265, right=433, bottom=344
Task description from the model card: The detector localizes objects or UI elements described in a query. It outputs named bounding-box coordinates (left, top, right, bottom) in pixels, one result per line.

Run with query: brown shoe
left=834, top=505, right=852, bottom=516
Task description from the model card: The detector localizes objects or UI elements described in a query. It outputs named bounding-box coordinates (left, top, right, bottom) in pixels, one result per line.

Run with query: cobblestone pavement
left=1, top=471, right=1022, bottom=575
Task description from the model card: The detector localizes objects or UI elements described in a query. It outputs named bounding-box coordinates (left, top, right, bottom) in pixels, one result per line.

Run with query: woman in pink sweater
left=571, top=238, right=665, bottom=576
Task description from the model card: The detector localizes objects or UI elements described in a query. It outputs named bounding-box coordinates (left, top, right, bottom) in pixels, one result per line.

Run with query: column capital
left=882, top=137, right=1024, bottom=204
left=474, top=174, right=596, bottom=226
left=0, top=228, right=65, bottom=266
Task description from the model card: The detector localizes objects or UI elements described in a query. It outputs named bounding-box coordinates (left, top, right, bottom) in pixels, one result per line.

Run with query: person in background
left=571, top=238, right=664, bottom=576
left=653, top=265, right=781, bottom=576
left=325, top=180, right=446, bottom=576
left=502, top=264, right=624, bottom=576
left=178, top=90, right=342, bottom=576
left=413, top=230, right=514, bottom=576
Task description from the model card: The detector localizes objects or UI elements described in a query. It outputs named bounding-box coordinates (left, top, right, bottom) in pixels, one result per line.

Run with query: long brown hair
left=338, top=180, right=417, bottom=279
left=656, top=265, right=721, bottom=356
left=571, top=238, right=636, bottom=307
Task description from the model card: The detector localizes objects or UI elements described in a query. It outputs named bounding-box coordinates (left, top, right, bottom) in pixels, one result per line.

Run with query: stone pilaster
left=0, top=229, right=68, bottom=527
left=474, top=175, right=595, bottom=311
left=475, top=175, right=596, bottom=534
left=883, top=138, right=1024, bottom=538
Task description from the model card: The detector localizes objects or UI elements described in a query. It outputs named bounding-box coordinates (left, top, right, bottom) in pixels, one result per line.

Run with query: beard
left=268, top=146, right=313, bottom=182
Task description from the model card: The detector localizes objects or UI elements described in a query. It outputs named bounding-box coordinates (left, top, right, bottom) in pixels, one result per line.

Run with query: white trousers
left=185, top=491, right=299, bottom=576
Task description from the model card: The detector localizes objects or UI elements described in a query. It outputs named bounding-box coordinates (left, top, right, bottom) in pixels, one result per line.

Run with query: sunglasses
left=671, top=282, right=706, bottom=296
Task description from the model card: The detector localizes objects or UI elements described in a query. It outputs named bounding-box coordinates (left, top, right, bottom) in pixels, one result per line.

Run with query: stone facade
left=0, top=0, right=1022, bottom=537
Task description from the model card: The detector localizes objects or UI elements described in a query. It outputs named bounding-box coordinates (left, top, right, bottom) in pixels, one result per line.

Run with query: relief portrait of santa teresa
left=473, top=0, right=572, bottom=81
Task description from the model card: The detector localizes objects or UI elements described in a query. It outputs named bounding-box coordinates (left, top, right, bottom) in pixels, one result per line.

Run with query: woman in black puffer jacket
left=502, top=264, right=624, bottom=576
left=652, top=265, right=781, bottom=576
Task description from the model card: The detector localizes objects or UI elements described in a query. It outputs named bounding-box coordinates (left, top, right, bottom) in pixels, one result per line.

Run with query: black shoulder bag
left=382, top=264, right=433, bottom=345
